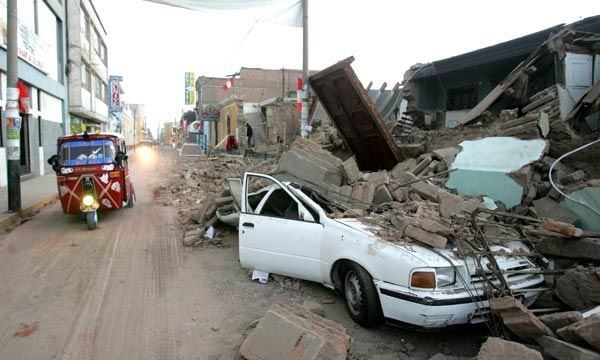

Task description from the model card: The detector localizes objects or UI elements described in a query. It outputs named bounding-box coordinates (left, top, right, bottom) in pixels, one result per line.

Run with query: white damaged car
left=232, top=172, right=544, bottom=328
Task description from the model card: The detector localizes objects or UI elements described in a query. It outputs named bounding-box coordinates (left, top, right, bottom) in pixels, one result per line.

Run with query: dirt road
left=0, top=150, right=484, bottom=360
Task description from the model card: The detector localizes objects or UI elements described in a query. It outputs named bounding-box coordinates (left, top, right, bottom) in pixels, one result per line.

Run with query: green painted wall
left=415, top=56, right=528, bottom=111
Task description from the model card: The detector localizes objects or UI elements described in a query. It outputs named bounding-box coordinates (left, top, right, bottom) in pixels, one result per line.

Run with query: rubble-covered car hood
left=332, top=217, right=537, bottom=277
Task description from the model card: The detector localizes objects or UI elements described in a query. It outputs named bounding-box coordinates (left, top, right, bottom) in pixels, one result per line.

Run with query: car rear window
left=59, top=139, right=116, bottom=166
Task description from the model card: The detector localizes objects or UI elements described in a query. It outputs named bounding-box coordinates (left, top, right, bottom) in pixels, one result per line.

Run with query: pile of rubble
left=274, top=135, right=600, bottom=358
left=486, top=297, right=600, bottom=359
left=153, top=154, right=277, bottom=247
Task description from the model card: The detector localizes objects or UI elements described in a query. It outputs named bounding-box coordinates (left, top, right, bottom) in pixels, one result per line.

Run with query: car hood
left=332, top=217, right=534, bottom=271
left=332, top=218, right=379, bottom=236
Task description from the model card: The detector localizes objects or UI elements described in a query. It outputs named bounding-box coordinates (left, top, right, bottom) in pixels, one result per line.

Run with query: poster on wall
left=109, top=75, right=123, bottom=113
left=184, top=72, right=196, bottom=105
left=0, top=0, right=50, bottom=74
left=6, top=88, right=20, bottom=160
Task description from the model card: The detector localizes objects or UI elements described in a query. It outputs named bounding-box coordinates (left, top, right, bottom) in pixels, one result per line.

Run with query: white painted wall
left=445, top=110, right=469, bottom=128
left=38, top=147, right=45, bottom=176
left=565, top=53, right=594, bottom=103
left=40, top=92, right=63, bottom=123
left=0, top=148, right=7, bottom=187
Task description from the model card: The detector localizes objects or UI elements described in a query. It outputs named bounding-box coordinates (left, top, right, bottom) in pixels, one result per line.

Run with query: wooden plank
left=500, top=113, right=538, bottom=130
left=522, top=93, right=557, bottom=113
left=309, top=57, right=402, bottom=171
left=541, top=219, right=583, bottom=237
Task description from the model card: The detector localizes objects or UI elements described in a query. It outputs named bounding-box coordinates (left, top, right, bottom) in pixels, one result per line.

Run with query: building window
left=102, top=82, right=108, bottom=105
left=100, top=42, right=107, bottom=63
left=38, top=1, right=60, bottom=81
left=93, top=74, right=102, bottom=100
left=81, top=63, right=90, bottom=89
left=80, top=8, right=89, bottom=40
left=446, top=85, right=478, bottom=111
left=92, top=28, right=101, bottom=55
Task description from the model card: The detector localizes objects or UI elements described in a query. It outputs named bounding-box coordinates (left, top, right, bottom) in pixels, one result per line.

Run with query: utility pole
left=300, top=0, right=309, bottom=138
left=6, top=0, right=21, bottom=212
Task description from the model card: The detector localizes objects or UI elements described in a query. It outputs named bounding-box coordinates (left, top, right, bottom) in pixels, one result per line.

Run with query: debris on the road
left=158, top=41, right=600, bottom=356
left=251, top=270, right=270, bottom=284
left=490, top=297, right=554, bottom=343
left=239, top=302, right=350, bottom=360
left=476, top=337, right=543, bottom=360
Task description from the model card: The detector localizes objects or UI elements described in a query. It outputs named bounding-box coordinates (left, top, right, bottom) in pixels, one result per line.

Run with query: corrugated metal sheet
left=309, top=57, right=402, bottom=171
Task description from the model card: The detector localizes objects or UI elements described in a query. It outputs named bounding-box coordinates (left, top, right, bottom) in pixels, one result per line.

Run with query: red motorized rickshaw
left=47, top=132, right=136, bottom=230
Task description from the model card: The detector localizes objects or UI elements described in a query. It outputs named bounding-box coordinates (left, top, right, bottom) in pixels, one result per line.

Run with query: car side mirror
left=47, top=154, right=60, bottom=173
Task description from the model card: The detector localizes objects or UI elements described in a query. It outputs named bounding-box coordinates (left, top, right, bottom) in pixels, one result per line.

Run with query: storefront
left=0, top=0, right=69, bottom=184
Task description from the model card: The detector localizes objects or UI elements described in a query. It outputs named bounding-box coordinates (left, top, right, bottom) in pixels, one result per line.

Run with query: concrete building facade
left=66, top=0, right=108, bottom=133
left=125, top=103, right=148, bottom=143
left=0, top=0, right=69, bottom=184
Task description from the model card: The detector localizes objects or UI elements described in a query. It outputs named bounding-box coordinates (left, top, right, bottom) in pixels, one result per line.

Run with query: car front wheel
left=342, top=262, right=382, bottom=328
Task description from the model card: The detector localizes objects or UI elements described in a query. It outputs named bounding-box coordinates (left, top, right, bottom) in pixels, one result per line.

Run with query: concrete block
left=398, top=143, right=426, bottom=159
left=533, top=197, right=579, bottom=224
left=557, top=315, right=600, bottom=352
left=540, top=311, right=584, bottom=332
left=439, top=191, right=464, bottom=218
left=278, top=139, right=344, bottom=189
left=340, top=185, right=353, bottom=197
left=537, top=238, right=600, bottom=262
left=490, top=297, right=554, bottom=343
left=538, top=335, right=600, bottom=360
left=404, top=224, right=447, bottom=248
left=555, top=268, right=600, bottom=311
left=432, top=147, right=459, bottom=167
left=406, top=217, right=452, bottom=236
left=477, top=337, right=543, bottom=360
left=410, top=181, right=440, bottom=202
left=239, top=302, right=350, bottom=360
left=373, top=186, right=393, bottom=205
left=411, top=155, right=432, bottom=175
left=391, top=188, right=405, bottom=202
left=342, top=156, right=361, bottom=184
left=365, top=171, right=390, bottom=188
left=360, top=183, right=376, bottom=204
left=391, top=158, right=417, bottom=178
left=560, top=170, right=586, bottom=185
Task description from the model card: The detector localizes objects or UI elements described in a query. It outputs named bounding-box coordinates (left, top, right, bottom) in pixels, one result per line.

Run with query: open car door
left=238, top=172, right=324, bottom=282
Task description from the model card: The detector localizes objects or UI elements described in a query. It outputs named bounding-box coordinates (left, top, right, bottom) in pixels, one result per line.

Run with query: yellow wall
left=214, top=101, right=242, bottom=148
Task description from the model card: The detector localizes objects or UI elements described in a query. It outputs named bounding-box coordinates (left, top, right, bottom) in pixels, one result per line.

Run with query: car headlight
left=410, top=270, right=436, bottom=289
left=82, top=194, right=95, bottom=207
left=435, top=267, right=456, bottom=287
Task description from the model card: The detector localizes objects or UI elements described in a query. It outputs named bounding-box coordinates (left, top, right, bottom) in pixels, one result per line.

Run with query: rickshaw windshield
left=59, top=139, right=116, bottom=166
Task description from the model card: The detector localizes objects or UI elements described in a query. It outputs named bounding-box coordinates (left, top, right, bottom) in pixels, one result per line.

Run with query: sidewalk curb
left=0, top=194, right=58, bottom=231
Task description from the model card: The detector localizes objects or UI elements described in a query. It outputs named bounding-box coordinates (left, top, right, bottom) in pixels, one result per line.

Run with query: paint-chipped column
left=6, top=0, right=21, bottom=212
left=300, top=0, right=310, bottom=138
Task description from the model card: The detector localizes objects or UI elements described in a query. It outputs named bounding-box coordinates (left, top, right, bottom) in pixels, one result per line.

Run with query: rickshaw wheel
left=127, top=191, right=136, bottom=208
left=87, top=211, right=98, bottom=230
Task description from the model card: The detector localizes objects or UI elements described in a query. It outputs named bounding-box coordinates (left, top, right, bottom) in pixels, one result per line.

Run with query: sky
left=93, top=0, right=598, bottom=134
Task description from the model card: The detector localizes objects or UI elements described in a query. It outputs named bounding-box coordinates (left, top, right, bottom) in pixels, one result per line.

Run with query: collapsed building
left=166, top=17, right=600, bottom=360
left=402, top=15, right=600, bottom=131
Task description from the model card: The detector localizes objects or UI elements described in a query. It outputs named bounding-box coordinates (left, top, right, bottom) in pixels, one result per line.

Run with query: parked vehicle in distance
left=48, top=132, right=136, bottom=230
left=179, top=143, right=203, bottom=157
left=137, top=140, right=156, bottom=149
left=231, top=172, right=545, bottom=328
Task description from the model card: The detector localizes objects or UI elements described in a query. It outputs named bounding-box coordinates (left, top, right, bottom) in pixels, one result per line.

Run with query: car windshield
left=59, top=139, right=116, bottom=166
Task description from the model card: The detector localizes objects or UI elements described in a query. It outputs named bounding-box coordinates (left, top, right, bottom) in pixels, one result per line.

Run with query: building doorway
left=20, top=114, right=31, bottom=175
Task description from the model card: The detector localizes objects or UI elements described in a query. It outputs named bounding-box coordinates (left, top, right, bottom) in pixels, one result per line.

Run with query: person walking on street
left=246, top=123, right=253, bottom=148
